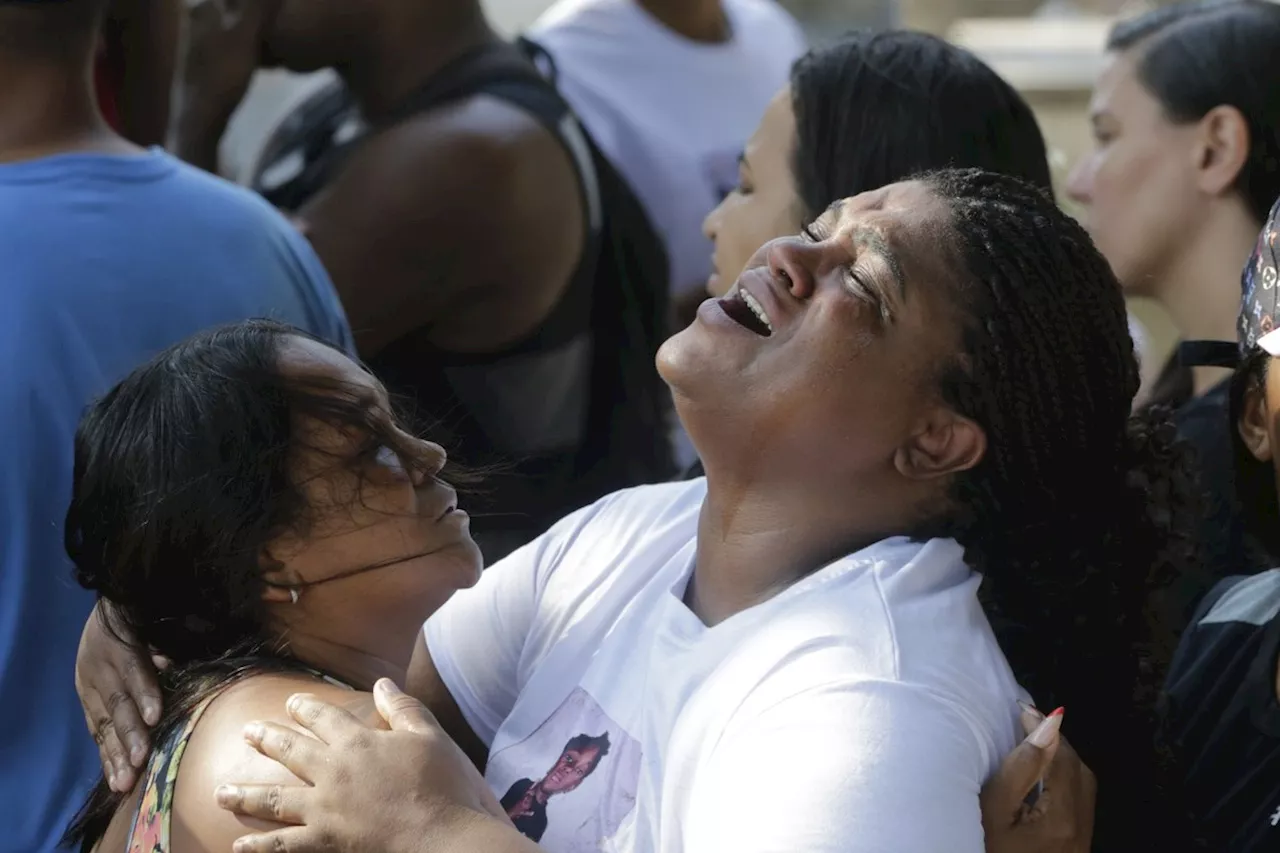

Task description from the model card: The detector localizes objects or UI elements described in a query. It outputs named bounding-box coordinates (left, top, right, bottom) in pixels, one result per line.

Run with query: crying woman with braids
left=74, top=171, right=1193, bottom=853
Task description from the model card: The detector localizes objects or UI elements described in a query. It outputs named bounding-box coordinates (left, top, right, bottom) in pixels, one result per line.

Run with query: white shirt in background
left=426, top=479, right=1025, bottom=853
left=528, top=0, right=808, bottom=297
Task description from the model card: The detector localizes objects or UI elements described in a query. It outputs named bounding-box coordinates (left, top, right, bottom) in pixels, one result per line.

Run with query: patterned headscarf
left=1238, top=194, right=1280, bottom=357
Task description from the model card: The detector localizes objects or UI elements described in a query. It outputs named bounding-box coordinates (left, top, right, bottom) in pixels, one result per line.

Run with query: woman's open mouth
left=716, top=286, right=773, bottom=336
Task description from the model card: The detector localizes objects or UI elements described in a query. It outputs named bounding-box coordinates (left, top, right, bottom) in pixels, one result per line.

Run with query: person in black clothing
left=1161, top=195, right=1280, bottom=851
left=1065, top=1, right=1280, bottom=590
left=498, top=732, right=611, bottom=843
left=167, top=0, right=672, bottom=562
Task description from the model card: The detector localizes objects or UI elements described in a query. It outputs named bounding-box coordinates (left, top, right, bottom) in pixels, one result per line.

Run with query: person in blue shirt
left=0, top=2, right=352, bottom=851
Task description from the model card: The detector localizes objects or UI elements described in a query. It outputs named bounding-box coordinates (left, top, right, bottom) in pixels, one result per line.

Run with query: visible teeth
left=741, top=290, right=772, bottom=332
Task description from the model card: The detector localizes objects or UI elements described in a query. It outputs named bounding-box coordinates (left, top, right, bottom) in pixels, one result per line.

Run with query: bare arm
left=297, top=97, right=583, bottom=357
left=174, top=677, right=383, bottom=851
left=218, top=680, right=535, bottom=853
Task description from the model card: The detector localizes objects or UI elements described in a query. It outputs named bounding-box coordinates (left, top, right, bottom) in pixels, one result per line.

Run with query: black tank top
left=251, top=44, right=641, bottom=561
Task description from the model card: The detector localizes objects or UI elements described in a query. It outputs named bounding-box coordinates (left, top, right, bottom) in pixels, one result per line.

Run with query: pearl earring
left=289, top=588, right=300, bottom=605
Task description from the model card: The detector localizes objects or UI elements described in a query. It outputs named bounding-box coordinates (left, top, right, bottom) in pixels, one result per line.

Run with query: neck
left=1155, top=202, right=1257, bottom=397
left=0, top=55, right=136, bottom=162
left=339, top=5, right=498, bottom=123
left=637, top=0, right=730, bottom=43
left=689, top=472, right=883, bottom=627
left=283, top=629, right=410, bottom=692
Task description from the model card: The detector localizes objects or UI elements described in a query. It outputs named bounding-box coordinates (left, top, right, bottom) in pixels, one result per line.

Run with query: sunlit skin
left=663, top=180, right=986, bottom=627
left=1066, top=49, right=1257, bottom=397
left=92, top=335, right=486, bottom=853
left=1065, top=51, right=1205, bottom=297
left=702, top=89, right=805, bottom=298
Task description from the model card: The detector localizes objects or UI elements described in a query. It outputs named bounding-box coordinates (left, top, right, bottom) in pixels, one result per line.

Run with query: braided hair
left=915, top=169, right=1199, bottom=849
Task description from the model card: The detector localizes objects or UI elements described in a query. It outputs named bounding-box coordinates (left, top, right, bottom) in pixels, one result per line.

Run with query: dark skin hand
left=78, top=613, right=1097, bottom=851
left=981, top=708, right=1097, bottom=853
left=167, top=0, right=584, bottom=359
left=77, top=609, right=478, bottom=793
left=215, top=683, right=1098, bottom=853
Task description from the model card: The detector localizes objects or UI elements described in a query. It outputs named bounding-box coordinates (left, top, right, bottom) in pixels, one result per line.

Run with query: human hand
left=216, top=679, right=512, bottom=853
left=981, top=706, right=1097, bottom=853
left=75, top=602, right=165, bottom=792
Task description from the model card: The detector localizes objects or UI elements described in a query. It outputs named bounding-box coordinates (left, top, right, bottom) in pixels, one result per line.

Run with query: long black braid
left=916, top=169, right=1201, bottom=849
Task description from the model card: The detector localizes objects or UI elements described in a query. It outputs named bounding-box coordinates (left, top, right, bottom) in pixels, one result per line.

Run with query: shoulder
left=709, top=672, right=996, bottom=809
left=1168, top=571, right=1280, bottom=690
left=725, top=0, right=806, bottom=50
left=478, top=479, right=704, bottom=596
left=170, top=674, right=377, bottom=849
left=333, top=94, right=578, bottom=217
left=308, top=93, right=583, bottom=282
left=534, top=479, right=706, bottom=568
left=1196, top=570, right=1280, bottom=628
left=531, top=0, right=627, bottom=36
left=735, top=538, right=1018, bottom=767
left=448, top=478, right=703, bottom=636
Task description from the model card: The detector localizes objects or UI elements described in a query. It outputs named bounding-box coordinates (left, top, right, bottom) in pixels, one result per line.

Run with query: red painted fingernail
left=1027, top=710, right=1063, bottom=749
left=1048, top=706, right=1065, bottom=718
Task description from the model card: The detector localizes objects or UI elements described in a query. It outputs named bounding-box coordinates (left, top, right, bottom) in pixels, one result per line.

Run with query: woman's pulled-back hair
left=789, top=30, right=1052, bottom=223
left=1109, top=0, right=1280, bottom=224
left=63, top=319, right=445, bottom=849
left=917, top=169, right=1199, bottom=849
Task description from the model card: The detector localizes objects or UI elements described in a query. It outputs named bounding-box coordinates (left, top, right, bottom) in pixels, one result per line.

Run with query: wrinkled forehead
left=816, top=181, right=961, bottom=297
left=816, top=181, right=951, bottom=242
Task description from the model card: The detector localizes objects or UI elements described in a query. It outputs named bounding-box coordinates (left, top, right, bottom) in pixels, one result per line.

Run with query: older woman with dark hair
left=64, top=321, right=483, bottom=852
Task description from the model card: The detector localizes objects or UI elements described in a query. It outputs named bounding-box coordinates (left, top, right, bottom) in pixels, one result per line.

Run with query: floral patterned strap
left=121, top=669, right=352, bottom=852
left=124, top=695, right=216, bottom=853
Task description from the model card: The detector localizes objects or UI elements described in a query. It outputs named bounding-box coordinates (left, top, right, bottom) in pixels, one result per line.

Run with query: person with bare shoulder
left=64, top=320, right=488, bottom=852
left=165, top=0, right=672, bottom=562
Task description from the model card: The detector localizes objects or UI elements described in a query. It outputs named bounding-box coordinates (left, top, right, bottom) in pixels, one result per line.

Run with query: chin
left=655, top=328, right=701, bottom=394
left=441, top=535, right=485, bottom=590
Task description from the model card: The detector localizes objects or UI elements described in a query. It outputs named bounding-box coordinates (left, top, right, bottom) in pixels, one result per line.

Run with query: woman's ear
left=1193, top=104, right=1250, bottom=197
left=1238, top=379, right=1274, bottom=463
left=894, top=410, right=987, bottom=481
left=259, top=544, right=300, bottom=604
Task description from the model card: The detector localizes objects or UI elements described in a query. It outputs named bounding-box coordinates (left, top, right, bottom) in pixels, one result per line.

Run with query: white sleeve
left=422, top=500, right=605, bottom=746
left=683, top=681, right=988, bottom=853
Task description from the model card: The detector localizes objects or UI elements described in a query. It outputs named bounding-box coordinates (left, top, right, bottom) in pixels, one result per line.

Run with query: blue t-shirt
left=0, top=149, right=353, bottom=852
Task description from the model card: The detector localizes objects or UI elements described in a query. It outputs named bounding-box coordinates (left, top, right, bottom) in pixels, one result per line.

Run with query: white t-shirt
left=426, top=479, right=1025, bottom=852
left=528, top=0, right=807, bottom=296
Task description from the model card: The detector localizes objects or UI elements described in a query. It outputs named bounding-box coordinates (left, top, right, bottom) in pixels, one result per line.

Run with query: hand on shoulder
left=170, top=673, right=378, bottom=850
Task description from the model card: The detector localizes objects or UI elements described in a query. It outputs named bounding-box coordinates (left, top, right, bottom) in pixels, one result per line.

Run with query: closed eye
left=804, top=220, right=892, bottom=324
